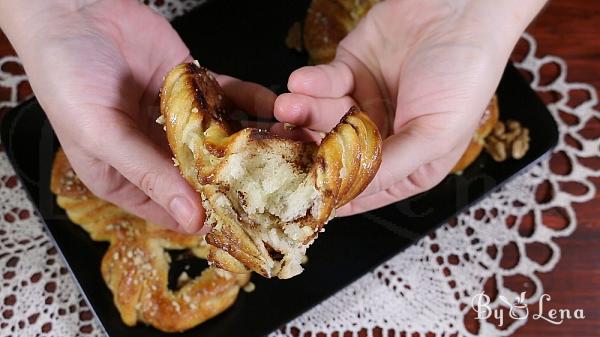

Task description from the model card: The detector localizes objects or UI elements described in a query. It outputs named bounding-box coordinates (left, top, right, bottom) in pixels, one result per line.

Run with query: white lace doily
left=1, top=2, right=598, bottom=336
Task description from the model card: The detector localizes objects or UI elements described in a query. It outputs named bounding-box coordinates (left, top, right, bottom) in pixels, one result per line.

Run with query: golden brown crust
left=50, top=149, right=92, bottom=198
left=304, top=0, right=379, bottom=64
left=335, top=107, right=382, bottom=206
left=51, top=149, right=250, bottom=332
left=161, top=63, right=382, bottom=278
left=450, top=95, right=500, bottom=173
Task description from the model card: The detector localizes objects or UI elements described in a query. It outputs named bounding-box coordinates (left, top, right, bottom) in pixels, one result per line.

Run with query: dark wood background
left=0, top=0, right=598, bottom=336
left=506, top=1, right=600, bottom=336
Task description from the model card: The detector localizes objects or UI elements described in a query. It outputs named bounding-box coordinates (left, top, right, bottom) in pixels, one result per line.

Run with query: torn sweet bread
left=160, top=63, right=382, bottom=279
left=50, top=149, right=250, bottom=332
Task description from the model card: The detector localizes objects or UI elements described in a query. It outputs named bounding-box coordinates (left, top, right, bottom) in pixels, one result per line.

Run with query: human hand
left=0, top=0, right=275, bottom=232
left=275, top=0, right=546, bottom=215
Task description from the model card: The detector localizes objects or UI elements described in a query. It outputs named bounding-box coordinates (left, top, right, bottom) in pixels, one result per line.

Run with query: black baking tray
left=1, top=0, right=558, bottom=336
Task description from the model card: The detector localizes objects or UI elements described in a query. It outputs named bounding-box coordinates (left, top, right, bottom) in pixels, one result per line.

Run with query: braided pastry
left=50, top=149, right=250, bottom=332
left=160, top=63, right=382, bottom=279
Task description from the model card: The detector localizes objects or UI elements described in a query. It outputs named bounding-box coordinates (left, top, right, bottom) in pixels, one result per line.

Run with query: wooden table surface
left=506, top=1, right=600, bottom=336
left=0, top=1, right=598, bottom=336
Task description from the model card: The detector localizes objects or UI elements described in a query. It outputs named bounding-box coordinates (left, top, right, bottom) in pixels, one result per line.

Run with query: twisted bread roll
left=160, top=63, right=382, bottom=278
left=51, top=149, right=250, bottom=332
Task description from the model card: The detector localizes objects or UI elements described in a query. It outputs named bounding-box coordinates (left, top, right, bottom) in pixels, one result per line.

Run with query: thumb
left=98, top=120, right=204, bottom=233
left=274, top=58, right=356, bottom=130
left=287, top=59, right=355, bottom=98
left=276, top=47, right=391, bottom=134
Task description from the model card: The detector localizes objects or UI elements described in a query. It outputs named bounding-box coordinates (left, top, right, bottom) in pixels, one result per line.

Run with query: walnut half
left=484, top=119, right=530, bottom=162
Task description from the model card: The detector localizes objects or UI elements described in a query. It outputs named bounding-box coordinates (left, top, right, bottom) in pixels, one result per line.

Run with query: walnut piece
left=484, top=119, right=530, bottom=162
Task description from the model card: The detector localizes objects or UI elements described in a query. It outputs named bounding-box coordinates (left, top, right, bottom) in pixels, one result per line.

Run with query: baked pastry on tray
left=160, top=63, right=382, bottom=279
left=304, top=0, right=380, bottom=65
left=51, top=149, right=250, bottom=332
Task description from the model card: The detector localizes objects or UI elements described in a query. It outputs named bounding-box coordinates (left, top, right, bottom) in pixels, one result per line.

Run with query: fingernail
left=169, top=196, right=196, bottom=232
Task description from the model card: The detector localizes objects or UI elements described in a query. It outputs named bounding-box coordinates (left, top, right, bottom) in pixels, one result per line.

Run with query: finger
left=215, top=74, right=276, bottom=119
left=197, top=224, right=212, bottom=236
left=140, top=49, right=191, bottom=110
left=287, top=60, right=354, bottom=98
left=269, top=123, right=323, bottom=143
left=288, top=48, right=392, bottom=134
left=97, top=120, right=205, bottom=233
left=146, top=116, right=172, bottom=154
left=95, top=173, right=183, bottom=230
left=274, top=92, right=355, bottom=131
left=107, top=182, right=182, bottom=231
left=64, top=148, right=184, bottom=230
left=336, top=160, right=453, bottom=216
left=357, top=117, right=470, bottom=199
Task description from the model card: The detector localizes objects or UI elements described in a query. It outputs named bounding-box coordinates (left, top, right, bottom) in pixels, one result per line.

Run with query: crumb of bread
left=213, top=137, right=320, bottom=278
left=176, top=271, right=191, bottom=288
left=301, top=255, right=308, bottom=265
left=214, top=268, right=233, bottom=280
left=242, top=282, right=255, bottom=293
left=220, top=151, right=318, bottom=223
left=285, top=21, right=303, bottom=52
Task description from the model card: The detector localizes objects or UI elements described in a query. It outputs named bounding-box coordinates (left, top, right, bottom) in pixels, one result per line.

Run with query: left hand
left=0, top=0, right=276, bottom=232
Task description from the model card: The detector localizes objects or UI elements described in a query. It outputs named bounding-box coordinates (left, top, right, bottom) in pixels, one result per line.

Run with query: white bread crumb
left=242, top=282, right=255, bottom=293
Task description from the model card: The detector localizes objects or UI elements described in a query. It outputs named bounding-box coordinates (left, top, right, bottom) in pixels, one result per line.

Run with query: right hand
left=274, top=0, right=546, bottom=215
left=0, top=0, right=276, bottom=232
